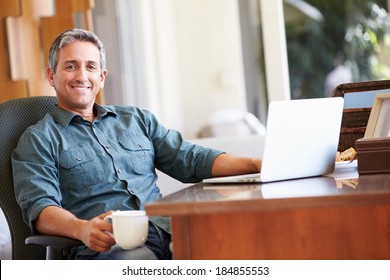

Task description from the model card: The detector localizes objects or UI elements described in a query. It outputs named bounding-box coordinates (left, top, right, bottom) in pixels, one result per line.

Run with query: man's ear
left=100, top=69, right=108, bottom=89
left=47, top=67, right=55, bottom=87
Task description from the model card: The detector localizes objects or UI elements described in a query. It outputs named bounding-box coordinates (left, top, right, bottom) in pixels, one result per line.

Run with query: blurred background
left=1, top=0, right=390, bottom=140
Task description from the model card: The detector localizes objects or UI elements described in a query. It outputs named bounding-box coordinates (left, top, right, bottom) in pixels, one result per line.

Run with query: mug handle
left=103, top=215, right=114, bottom=238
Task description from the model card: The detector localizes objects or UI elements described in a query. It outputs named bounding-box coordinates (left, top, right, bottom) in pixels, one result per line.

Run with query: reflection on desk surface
left=203, top=185, right=261, bottom=201
left=261, top=176, right=349, bottom=199
left=202, top=176, right=345, bottom=200
left=198, top=161, right=389, bottom=201
left=156, top=172, right=390, bottom=205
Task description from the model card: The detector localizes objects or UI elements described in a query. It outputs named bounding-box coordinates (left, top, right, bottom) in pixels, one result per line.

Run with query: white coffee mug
left=104, top=210, right=149, bottom=250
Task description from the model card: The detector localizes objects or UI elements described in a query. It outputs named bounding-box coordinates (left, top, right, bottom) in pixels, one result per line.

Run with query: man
left=12, top=29, right=261, bottom=260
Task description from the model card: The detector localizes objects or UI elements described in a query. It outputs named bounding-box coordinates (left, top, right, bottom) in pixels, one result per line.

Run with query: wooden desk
left=146, top=172, right=390, bottom=259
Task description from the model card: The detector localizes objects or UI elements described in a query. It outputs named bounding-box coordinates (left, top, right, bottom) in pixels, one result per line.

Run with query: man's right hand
left=79, top=211, right=116, bottom=252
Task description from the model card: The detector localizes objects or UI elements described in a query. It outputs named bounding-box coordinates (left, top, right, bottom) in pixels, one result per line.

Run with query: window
left=285, top=0, right=390, bottom=99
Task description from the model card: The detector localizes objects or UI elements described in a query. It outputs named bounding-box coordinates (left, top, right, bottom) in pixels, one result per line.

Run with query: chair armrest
left=25, top=235, right=83, bottom=259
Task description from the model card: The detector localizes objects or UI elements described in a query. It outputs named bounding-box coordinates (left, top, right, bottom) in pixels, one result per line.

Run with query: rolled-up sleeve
left=12, top=128, right=62, bottom=232
left=147, top=111, right=223, bottom=182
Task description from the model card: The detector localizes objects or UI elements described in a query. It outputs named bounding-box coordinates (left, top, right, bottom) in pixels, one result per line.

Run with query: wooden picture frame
left=365, top=93, right=390, bottom=137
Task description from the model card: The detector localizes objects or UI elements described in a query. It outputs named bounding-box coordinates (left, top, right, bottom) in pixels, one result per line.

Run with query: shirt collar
left=50, top=104, right=118, bottom=127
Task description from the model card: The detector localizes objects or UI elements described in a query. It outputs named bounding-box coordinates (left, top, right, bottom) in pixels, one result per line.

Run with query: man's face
left=47, top=41, right=107, bottom=112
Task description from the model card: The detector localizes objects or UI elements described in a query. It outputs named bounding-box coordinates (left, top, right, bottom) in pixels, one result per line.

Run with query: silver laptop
left=203, top=97, right=344, bottom=184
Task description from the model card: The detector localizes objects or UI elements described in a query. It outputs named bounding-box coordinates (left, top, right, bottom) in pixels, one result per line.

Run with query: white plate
left=335, top=160, right=357, bottom=169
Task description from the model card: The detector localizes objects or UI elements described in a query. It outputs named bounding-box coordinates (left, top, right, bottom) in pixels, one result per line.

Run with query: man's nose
left=75, top=67, right=88, bottom=81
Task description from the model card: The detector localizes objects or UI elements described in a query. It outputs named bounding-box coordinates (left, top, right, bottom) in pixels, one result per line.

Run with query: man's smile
left=71, top=84, right=91, bottom=91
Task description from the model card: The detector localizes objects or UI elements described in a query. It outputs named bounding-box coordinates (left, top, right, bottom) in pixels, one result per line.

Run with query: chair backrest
left=0, top=96, right=57, bottom=259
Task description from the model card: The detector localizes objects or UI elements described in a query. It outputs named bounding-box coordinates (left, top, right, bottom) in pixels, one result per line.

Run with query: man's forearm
left=211, top=153, right=261, bottom=177
left=35, top=206, right=115, bottom=252
left=35, top=205, right=87, bottom=241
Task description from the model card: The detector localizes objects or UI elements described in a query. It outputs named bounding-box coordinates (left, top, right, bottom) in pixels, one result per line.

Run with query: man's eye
left=87, top=65, right=97, bottom=71
left=65, top=65, right=76, bottom=70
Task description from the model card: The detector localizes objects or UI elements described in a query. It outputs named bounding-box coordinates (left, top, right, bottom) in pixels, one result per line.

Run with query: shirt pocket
left=59, top=146, right=103, bottom=190
left=118, top=135, right=154, bottom=174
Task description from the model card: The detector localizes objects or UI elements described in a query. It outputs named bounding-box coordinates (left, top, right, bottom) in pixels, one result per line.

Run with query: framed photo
left=365, top=93, right=390, bottom=137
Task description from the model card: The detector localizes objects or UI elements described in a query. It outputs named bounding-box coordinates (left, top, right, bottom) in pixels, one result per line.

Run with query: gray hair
left=48, top=28, right=106, bottom=75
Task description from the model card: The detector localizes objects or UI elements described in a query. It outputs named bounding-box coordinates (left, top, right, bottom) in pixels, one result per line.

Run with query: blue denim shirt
left=12, top=104, right=222, bottom=236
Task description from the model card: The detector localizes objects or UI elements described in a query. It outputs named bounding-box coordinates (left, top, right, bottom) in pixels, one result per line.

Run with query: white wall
left=171, top=0, right=248, bottom=138
left=140, top=0, right=248, bottom=138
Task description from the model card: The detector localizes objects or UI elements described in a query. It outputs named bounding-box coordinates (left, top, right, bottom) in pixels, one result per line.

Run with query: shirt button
left=105, top=145, right=110, bottom=150
left=76, top=157, right=82, bottom=161
left=117, top=169, right=122, bottom=174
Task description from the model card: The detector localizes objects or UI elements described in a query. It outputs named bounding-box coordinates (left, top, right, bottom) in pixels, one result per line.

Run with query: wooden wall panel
left=6, top=0, right=54, bottom=99
left=0, top=1, right=28, bottom=102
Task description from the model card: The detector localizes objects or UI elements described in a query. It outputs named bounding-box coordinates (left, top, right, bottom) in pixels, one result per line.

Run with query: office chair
left=0, top=96, right=82, bottom=259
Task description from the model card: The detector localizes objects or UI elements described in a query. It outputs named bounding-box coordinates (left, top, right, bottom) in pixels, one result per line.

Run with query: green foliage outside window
left=285, top=0, right=390, bottom=99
